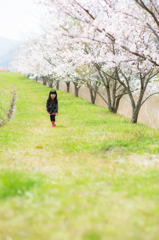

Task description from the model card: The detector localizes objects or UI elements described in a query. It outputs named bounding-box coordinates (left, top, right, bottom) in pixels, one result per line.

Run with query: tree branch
left=135, top=0, right=159, bottom=28
left=147, top=22, right=159, bottom=40
left=141, top=92, right=159, bottom=106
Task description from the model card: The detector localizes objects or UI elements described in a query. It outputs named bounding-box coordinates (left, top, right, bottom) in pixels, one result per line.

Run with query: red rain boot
left=51, top=121, right=55, bottom=127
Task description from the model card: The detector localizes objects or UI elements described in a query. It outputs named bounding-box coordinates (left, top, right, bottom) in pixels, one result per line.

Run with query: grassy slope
left=0, top=72, right=159, bottom=240
left=0, top=73, right=13, bottom=125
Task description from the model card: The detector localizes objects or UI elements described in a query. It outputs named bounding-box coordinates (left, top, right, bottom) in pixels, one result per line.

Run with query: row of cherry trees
left=14, top=0, right=159, bottom=123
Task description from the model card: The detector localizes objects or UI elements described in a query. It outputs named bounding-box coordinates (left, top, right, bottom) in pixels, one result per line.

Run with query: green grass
left=0, top=74, right=13, bottom=125
left=0, top=171, right=43, bottom=199
left=0, top=72, right=159, bottom=240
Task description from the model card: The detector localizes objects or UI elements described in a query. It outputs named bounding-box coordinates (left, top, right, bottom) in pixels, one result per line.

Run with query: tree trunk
left=35, top=76, right=38, bottom=82
left=66, top=82, right=70, bottom=92
left=89, top=88, right=96, bottom=104
left=106, top=85, right=112, bottom=112
left=56, top=80, right=59, bottom=90
left=49, top=81, right=53, bottom=88
left=42, top=76, right=47, bottom=86
left=131, top=96, right=144, bottom=123
left=111, top=96, right=122, bottom=113
left=131, top=87, right=145, bottom=123
left=74, top=83, right=79, bottom=97
left=131, top=107, right=140, bottom=123
left=48, top=76, right=52, bottom=88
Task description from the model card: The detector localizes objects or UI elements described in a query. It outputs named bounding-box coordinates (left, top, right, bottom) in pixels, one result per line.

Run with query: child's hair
left=48, top=90, right=58, bottom=103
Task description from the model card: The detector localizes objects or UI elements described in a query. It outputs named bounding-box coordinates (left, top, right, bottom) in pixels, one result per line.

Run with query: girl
left=46, top=90, right=58, bottom=127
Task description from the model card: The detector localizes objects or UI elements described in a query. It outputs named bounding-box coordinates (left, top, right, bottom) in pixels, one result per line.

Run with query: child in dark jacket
left=46, top=90, right=58, bottom=127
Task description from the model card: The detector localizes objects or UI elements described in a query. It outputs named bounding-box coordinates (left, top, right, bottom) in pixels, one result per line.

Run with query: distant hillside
left=0, top=36, right=21, bottom=71
left=0, top=36, right=20, bottom=57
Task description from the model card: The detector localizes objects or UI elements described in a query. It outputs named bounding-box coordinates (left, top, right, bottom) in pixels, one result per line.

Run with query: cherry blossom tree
left=134, top=0, right=159, bottom=44
left=14, top=0, right=159, bottom=122
left=36, top=0, right=159, bottom=122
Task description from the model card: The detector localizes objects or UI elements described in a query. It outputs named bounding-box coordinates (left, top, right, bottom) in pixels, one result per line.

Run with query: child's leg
left=50, top=115, right=56, bottom=127
left=50, top=115, right=55, bottom=122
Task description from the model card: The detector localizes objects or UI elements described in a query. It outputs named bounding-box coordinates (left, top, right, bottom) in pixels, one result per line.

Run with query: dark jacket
left=46, top=99, right=58, bottom=114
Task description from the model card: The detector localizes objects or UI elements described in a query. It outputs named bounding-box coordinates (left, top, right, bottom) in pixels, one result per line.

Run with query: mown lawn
left=0, top=72, right=159, bottom=240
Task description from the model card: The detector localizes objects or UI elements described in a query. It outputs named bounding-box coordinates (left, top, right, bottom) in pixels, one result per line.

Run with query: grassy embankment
left=0, top=75, right=13, bottom=126
left=0, top=72, right=159, bottom=240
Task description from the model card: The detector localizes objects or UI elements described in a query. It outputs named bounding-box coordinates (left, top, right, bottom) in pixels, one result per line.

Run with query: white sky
left=0, top=0, right=46, bottom=41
